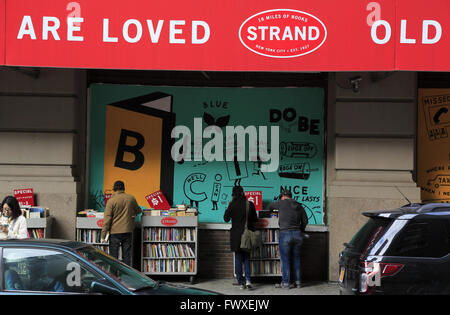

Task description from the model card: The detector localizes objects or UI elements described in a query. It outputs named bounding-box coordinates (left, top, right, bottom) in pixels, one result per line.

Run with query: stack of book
left=77, top=210, right=104, bottom=218
left=22, top=207, right=50, bottom=218
left=142, top=206, right=198, bottom=217
left=186, top=208, right=198, bottom=216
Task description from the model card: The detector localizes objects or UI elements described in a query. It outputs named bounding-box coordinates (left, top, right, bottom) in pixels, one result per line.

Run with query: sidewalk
left=173, top=278, right=340, bottom=295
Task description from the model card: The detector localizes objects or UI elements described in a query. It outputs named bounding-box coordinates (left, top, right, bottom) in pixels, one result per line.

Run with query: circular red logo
left=97, top=219, right=103, bottom=228
left=255, top=219, right=269, bottom=228
left=161, top=217, right=178, bottom=226
left=239, top=9, right=327, bottom=58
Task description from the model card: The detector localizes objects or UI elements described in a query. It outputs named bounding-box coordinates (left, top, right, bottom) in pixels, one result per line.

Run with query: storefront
left=1, top=0, right=449, bottom=281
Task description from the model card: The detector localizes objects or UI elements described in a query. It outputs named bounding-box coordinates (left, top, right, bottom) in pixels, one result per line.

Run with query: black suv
left=338, top=203, right=450, bottom=295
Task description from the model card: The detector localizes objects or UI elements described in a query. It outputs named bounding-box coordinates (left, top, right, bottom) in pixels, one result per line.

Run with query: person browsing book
left=1, top=196, right=28, bottom=239
left=267, top=189, right=308, bottom=289
left=223, top=186, right=258, bottom=290
left=101, top=181, right=142, bottom=266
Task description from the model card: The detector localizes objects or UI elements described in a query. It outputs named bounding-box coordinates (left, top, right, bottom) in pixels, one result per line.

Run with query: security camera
left=349, top=76, right=362, bottom=93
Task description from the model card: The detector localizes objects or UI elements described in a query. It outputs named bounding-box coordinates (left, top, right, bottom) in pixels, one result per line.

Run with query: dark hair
left=113, top=180, right=125, bottom=192
left=1, top=196, right=22, bottom=220
left=281, top=189, right=292, bottom=198
left=232, top=186, right=245, bottom=200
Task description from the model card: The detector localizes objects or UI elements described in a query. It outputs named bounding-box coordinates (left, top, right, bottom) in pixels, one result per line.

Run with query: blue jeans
left=279, top=230, right=303, bottom=286
left=234, top=251, right=251, bottom=285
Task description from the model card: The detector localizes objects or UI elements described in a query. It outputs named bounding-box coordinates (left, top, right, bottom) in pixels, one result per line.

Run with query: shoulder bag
left=240, top=201, right=262, bottom=252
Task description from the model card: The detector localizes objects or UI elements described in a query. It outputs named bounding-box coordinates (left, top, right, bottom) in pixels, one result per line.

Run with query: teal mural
left=89, top=84, right=325, bottom=224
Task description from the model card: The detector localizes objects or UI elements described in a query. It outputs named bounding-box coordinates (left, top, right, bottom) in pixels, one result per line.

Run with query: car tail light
left=359, top=262, right=404, bottom=294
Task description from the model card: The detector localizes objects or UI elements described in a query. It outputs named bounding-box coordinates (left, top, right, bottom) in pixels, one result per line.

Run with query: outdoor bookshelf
left=249, top=217, right=281, bottom=276
left=233, top=216, right=281, bottom=277
left=26, top=216, right=53, bottom=239
left=75, top=217, right=123, bottom=259
left=141, top=215, right=198, bottom=283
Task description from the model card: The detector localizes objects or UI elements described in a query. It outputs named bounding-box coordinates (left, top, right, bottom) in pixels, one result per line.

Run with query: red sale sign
left=13, top=188, right=35, bottom=207
left=104, top=194, right=112, bottom=206
left=245, top=191, right=263, bottom=211
left=145, top=190, right=171, bottom=210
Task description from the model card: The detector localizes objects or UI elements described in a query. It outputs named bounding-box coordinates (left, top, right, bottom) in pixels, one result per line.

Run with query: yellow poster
left=418, top=89, right=450, bottom=203
left=103, top=105, right=163, bottom=207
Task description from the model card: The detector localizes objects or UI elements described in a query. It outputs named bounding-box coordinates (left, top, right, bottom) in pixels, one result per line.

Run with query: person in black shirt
left=267, top=189, right=308, bottom=289
left=224, top=186, right=258, bottom=289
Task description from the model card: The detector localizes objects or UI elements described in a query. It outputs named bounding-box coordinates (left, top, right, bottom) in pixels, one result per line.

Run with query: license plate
left=339, top=267, right=345, bottom=282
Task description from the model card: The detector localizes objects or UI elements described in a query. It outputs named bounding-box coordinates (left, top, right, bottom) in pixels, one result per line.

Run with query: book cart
left=141, top=215, right=198, bottom=284
left=233, top=216, right=281, bottom=277
left=248, top=217, right=281, bottom=276
left=75, top=217, right=122, bottom=258
left=26, top=216, right=53, bottom=239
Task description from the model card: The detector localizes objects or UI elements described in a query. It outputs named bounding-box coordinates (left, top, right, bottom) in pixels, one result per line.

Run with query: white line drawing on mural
left=211, top=174, right=223, bottom=210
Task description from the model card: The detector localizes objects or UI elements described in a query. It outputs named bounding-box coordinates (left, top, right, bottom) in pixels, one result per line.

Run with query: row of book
left=143, top=227, right=196, bottom=242
left=143, top=259, right=195, bottom=273
left=250, top=260, right=281, bottom=275
left=262, top=229, right=279, bottom=243
left=28, top=228, right=45, bottom=239
left=143, top=243, right=195, bottom=258
left=77, top=229, right=103, bottom=244
left=250, top=244, right=280, bottom=259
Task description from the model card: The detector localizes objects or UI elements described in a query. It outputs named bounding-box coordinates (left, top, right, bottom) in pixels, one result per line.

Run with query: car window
left=386, top=220, right=450, bottom=258
left=346, top=217, right=391, bottom=254
left=76, top=246, right=156, bottom=291
left=2, top=248, right=100, bottom=294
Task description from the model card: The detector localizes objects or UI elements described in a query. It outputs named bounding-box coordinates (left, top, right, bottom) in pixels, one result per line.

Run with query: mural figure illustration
left=252, top=155, right=267, bottom=180
left=211, top=174, right=223, bottom=210
left=183, top=173, right=207, bottom=208
left=226, top=156, right=248, bottom=186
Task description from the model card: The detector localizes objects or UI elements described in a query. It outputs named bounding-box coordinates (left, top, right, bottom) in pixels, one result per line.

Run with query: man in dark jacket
left=101, top=180, right=142, bottom=266
left=267, top=189, right=308, bottom=289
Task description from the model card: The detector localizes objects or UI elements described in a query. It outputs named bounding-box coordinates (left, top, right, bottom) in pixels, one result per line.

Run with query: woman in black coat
left=223, top=186, right=258, bottom=289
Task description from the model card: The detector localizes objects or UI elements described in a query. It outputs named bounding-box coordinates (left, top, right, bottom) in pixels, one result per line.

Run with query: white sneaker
left=246, top=281, right=253, bottom=289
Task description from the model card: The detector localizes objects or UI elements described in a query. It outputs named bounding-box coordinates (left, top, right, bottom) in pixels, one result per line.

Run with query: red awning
left=1, top=0, right=449, bottom=72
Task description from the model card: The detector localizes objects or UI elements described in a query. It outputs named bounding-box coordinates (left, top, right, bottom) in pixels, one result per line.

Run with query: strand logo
left=239, top=9, right=327, bottom=58
left=161, top=217, right=178, bottom=226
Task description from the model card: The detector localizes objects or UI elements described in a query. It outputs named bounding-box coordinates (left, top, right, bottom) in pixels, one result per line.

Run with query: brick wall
left=197, top=229, right=329, bottom=281
left=197, top=229, right=234, bottom=278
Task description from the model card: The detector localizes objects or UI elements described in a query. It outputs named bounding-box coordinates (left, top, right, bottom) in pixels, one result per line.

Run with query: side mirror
left=90, top=280, right=122, bottom=295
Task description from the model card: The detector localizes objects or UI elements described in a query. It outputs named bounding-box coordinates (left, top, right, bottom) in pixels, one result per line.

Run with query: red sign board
left=104, top=194, right=112, bottom=206
left=13, top=188, right=35, bottom=207
left=145, top=190, right=171, bottom=210
left=161, top=217, right=178, bottom=226
left=96, top=219, right=104, bottom=228
left=245, top=191, right=263, bottom=211
left=0, top=0, right=5, bottom=65
left=2, top=0, right=450, bottom=71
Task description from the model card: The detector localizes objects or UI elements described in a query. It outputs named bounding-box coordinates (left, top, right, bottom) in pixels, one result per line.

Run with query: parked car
left=339, top=203, right=450, bottom=295
left=0, top=239, right=218, bottom=295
